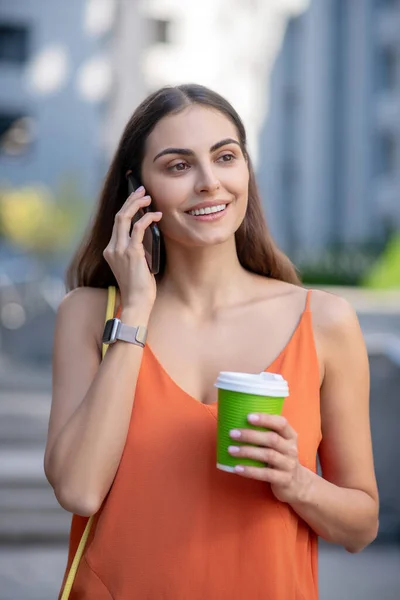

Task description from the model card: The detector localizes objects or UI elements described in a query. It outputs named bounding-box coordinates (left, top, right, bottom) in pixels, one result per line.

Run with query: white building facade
left=105, top=0, right=309, bottom=162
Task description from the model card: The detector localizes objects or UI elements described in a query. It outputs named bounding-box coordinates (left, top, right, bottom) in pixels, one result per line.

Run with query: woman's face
left=140, top=105, right=249, bottom=248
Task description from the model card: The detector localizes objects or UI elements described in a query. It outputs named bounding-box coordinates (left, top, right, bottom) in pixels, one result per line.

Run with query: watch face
left=102, top=319, right=119, bottom=344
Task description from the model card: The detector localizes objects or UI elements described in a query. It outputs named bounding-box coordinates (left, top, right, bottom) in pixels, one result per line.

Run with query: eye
left=217, top=153, right=236, bottom=163
left=168, top=161, right=190, bottom=172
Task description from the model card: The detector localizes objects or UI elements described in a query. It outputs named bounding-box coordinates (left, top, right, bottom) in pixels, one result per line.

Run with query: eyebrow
left=152, top=137, right=241, bottom=162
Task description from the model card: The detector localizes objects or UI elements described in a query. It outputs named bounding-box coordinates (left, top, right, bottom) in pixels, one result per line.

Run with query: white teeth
left=188, top=204, right=226, bottom=216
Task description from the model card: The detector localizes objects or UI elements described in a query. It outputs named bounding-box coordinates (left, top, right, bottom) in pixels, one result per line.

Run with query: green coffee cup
left=215, top=371, right=290, bottom=473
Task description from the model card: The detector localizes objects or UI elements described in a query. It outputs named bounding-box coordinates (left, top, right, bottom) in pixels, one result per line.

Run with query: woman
left=45, top=84, right=379, bottom=599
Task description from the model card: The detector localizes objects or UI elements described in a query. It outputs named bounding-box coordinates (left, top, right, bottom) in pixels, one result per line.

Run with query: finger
left=115, top=186, right=147, bottom=237
left=107, top=192, right=149, bottom=251
left=229, top=428, right=291, bottom=455
left=247, top=413, right=297, bottom=441
left=125, top=185, right=146, bottom=205
left=233, top=464, right=293, bottom=485
left=129, top=211, right=162, bottom=247
left=129, top=183, right=145, bottom=194
left=228, top=445, right=293, bottom=471
left=113, top=196, right=152, bottom=251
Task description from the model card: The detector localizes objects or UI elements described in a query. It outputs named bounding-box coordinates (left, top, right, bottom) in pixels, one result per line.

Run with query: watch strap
left=118, top=322, right=147, bottom=347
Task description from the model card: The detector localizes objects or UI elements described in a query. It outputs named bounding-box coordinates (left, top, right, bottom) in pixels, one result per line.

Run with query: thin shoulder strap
left=60, top=286, right=116, bottom=600
left=304, top=289, right=312, bottom=312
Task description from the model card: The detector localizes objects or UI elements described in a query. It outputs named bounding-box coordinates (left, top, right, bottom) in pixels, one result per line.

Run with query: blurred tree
left=0, top=177, right=90, bottom=260
left=298, top=244, right=382, bottom=287
left=362, top=234, right=400, bottom=289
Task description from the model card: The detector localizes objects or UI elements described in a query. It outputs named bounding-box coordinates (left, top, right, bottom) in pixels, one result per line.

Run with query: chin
left=187, top=229, right=236, bottom=248
left=164, top=215, right=242, bottom=248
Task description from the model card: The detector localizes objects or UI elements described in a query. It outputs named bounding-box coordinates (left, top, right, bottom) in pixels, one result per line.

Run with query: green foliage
left=298, top=245, right=380, bottom=287
left=362, top=234, right=400, bottom=289
left=0, top=176, right=90, bottom=258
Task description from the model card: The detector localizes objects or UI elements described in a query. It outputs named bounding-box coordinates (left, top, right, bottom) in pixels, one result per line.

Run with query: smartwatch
left=102, top=318, right=147, bottom=348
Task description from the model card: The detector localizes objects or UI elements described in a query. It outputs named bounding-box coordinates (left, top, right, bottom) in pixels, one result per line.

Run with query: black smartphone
left=127, top=174, right=161, bottom=275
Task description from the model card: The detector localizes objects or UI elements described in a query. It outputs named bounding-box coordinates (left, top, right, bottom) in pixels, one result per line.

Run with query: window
left=0, top=113, right=34, bottom=156
left=281, top=160, right=299, bottom=255
left=376, top=46, right=398, bottom=91
left=152, top=19, right=170, bottom=44
left=0, top=24, right=29, bottom=65
left=0, top=113, right=22, bottom=138
left=376, top=133, right=397, bottom=176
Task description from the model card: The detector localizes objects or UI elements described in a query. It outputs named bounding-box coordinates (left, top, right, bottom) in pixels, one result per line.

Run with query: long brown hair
left=66, top=84, right=300, bottom=290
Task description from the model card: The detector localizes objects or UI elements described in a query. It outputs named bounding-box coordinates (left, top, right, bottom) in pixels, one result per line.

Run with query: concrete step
left=0, top=446, right=70, bottom=541
left=0, top=447, right=46, bottom=483
left=0, top=498, right=70, bottom=542
left=0, top=390, right=51, bottom=444
left=0, top=356, right=51, bottom=392
left=0, top=486, right=70, bottom=542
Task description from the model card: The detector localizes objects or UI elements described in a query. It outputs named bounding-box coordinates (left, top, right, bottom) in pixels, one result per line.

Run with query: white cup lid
left=214, top=371, right=289, bottom=397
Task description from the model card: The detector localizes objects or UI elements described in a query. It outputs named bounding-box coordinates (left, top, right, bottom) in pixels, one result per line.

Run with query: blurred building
left=258, top=0, right=400, bottom=256
left=0, top=0, right=149, bottom=200
left=106, top=0, right=309, bottom=162
left=0, top=0, right=309, bottom=200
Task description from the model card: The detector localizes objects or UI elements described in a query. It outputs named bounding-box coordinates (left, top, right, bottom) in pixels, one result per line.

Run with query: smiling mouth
left=186, top=203, right=227, bottom=217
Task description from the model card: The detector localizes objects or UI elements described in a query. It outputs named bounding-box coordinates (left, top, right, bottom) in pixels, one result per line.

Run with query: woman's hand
left=228, top=413, right=304, bottom=503
left=103, top=186, right=162, bottom=311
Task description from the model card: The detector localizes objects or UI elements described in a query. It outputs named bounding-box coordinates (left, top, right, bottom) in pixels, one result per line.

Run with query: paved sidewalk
left=0, top=542, right=399, bottom=600
left=319, top=542, right=400, bottom=600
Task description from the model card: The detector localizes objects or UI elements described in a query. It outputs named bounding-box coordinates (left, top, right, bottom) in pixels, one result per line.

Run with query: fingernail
left=248, top=414, right=260, bottom=423
left=230, top=429, right=241, bottom=439
left=136, top=185, right=145, bottom=192
left=234, top=465, right=245, bottom=473
left=228, top=446, right=240, bottom=454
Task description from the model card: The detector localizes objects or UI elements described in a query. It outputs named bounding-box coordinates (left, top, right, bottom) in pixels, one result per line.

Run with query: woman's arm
left=44, top=287, right=151, bottom=517
left=297, top=291, right=379, bottom=551
left=228, top=290, right=379, bottom=552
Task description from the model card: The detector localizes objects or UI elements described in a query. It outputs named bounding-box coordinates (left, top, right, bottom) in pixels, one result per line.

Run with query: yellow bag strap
left=102, top=284, right=116, bottom=359
left=60, top=285, right=117, bottom=600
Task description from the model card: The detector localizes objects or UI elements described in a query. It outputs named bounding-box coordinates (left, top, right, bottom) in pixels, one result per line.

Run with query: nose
left=194, top=165, right=220, bottom=195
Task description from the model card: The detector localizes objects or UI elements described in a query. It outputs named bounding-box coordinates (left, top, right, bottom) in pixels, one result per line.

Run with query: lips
left=185, top=203, right=230, bottom=221
left=187, top=203, right=227, bottom=216
left=185, top=200, right=230, bottom=214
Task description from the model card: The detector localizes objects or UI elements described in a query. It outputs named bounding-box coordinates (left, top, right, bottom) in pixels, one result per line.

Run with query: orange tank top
left=61, top=288, right=321, bottom=600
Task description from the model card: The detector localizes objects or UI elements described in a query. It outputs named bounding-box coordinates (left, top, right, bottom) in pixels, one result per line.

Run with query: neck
left=158, top=237, right=252, bottom=315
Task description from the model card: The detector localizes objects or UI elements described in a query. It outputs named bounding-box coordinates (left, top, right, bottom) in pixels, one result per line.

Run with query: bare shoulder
left=58, top=286, right=109, bottom=320
left=307, top=289, right=367, bottom=386
left=309, top=289, right=360, bottom=336
left=57, top=287, right=111, bottom=352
